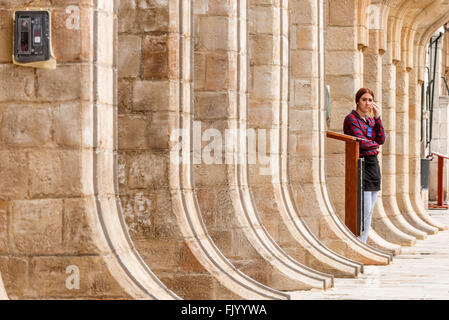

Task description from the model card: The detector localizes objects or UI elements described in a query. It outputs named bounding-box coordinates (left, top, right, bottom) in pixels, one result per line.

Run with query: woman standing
left=343, top=88, right=386, bottom=243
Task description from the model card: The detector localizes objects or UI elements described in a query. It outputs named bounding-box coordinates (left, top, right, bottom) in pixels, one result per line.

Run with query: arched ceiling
left=382, top=0, right=449, bottom=69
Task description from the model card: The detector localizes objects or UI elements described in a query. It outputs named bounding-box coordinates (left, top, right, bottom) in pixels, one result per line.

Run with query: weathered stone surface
left=325, top=26, right=357, bottom=51
left=10, top=199, right=63, bottom=254
left=118, top=79, right=133, bottom=112
left=290, top=0, right=317, bottom=25
left=0, top=151, right=28, bottom=199
left=127, top=152, right=168, bottom=189
left=327, top=0, right=356, bottom=26
left=133, top=238, right=179, bottom=271
left=0, top=9, right=12, bottom=63
left=325, top=51, right=359, bottom=75
left=52, top=7, right=91, bottom=62
left=118, top=35, right=141, bottom=78
left=28, top=150, right=82, bottom=197
left=294, top=25, right=316, bottom=51
left=204, top=53, right=229, bottom=91
left=132, top=80, right=170, bottom=111
left=118, top=0, right=138, bottom=32
left=197, top=16, right=229, bottom=51
left=136, top=7, right=169, bottom=33
left=29, top=256, right=128, bottom=298
left=160, top=274, right=215, bottom=300
left=0, top=104, right=52, bottom=147
left=290, top=50, right=316, bottom=78
left=250, top=34, right=275, bottom=65
left=0, top=65, right=34, bottom=102
left=0, top=257, right=29, bottom=299
left=120, top=192, right=155, bottom=237
left=118, top=114, right=150, bottom=150
left=179, top=242, right=208, bottom=272
left=62, top=198, right=104, bottom=255
left=53, top=102, right=82, bottom=147
left=37, top=65, right=82, bottom=101
left=194, top=91, right=228, bottom=120
left=147, top=112, right=175, bottom=150
left=143, top=34, right=168, bottom=80
left=194, top=164, right=227, bottom=187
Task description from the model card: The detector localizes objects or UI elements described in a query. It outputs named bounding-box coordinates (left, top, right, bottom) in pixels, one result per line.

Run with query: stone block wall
left=0, top=0, right=131, bottom=299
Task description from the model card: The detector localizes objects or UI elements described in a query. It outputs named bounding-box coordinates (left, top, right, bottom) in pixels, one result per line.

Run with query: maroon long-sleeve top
left=343, top=110, right=386, bottom=157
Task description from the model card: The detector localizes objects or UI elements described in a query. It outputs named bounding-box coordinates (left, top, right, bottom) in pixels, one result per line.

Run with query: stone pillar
left=320, top=1, right=385, bottom=263
left=283, top=1, right=389, bottom=264
left=192, top=0, right=333, bottom=291
left=0, top=0, right=175, bottom=299
left=118, top=0, right=210, bottom=299
left=380, top=36, right=417, bottom=246
left=363, top=28, right=402, bottom=254
left=118, top=0, right=290, bottom=299
left=246, top=0, right=362, bottom=278
left=408, top=57, right=446, bottom=231
left=325, top=0, right=362, bottom=220
left=395, top=59, right=432, bottom=238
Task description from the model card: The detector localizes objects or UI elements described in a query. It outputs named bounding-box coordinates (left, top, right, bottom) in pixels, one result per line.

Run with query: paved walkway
left=291, top=210, right=449, bottom=300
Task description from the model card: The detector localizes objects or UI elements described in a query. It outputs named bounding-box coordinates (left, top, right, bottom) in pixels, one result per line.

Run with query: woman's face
left=357, top=92, right=374, bottom=114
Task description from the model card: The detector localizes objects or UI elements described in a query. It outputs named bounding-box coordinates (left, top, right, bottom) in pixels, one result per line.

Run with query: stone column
left=0, top=0, right=175, bottom=299
left=363, top=28, right=402, bottom=254
left=310, top=0, right=392, bottom=264
left=395, top=59, right=430, bottom=238
left=325, top=0, right=362, bottom=221
left=408, top=56, right=446, bottom=231
left=118, top=0, right=290, bottom=299
left=246, top=0, right=362, bottom=278
left=118, top=0, right=217, bottom=299
left=380, top=35, right=418, bottom=245
left=400, top=32, right=438, bottom=235
left=192, top=0, right=332, bottom=291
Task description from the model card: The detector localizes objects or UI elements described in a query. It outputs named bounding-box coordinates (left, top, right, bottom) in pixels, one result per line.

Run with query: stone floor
left=291, top=210, right=449, bottom=300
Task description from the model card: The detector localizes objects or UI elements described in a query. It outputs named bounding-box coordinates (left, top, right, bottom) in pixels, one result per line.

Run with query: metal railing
left=428, top=152, right=449, bottom=209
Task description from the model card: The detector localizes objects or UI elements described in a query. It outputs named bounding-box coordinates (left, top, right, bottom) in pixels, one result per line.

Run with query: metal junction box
left=13, top=10, right=55, bottom=68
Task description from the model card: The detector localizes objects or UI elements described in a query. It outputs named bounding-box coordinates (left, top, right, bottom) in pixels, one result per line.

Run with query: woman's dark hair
left=355, top=88, right=374, bottom=105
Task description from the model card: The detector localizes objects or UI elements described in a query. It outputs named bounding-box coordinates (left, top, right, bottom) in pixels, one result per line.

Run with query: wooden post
left=326, top=131, right=360, bottom=235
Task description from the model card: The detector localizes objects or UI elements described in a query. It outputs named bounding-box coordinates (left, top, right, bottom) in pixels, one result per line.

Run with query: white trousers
left=358, top=191, right=379, bottom=243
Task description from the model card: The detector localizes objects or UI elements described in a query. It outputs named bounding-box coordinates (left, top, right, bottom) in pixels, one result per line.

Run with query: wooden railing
left=326, top=131, right=362, bottom=235
left=429, top=152, right=449, bottom=209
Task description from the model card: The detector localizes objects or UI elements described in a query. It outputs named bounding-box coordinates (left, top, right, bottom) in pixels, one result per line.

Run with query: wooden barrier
left=326, top=131, right=362, bottom=235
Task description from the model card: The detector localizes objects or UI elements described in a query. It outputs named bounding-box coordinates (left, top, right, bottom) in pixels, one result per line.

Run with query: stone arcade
left=0, top=0, right=449, bottom=299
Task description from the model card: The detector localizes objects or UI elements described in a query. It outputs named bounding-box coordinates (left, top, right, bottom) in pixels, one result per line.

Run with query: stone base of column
left=367, top=229, right=402, bottom=256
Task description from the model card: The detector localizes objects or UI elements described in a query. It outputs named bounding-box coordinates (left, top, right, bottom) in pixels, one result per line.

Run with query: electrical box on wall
left=13, top=10, right=56, bottom=69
